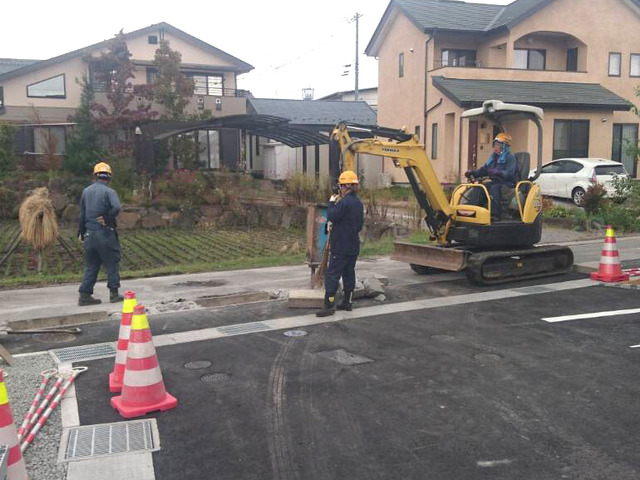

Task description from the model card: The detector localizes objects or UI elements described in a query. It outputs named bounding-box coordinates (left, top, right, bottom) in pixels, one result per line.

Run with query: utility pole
left=351, top=12, right=363, bottom=101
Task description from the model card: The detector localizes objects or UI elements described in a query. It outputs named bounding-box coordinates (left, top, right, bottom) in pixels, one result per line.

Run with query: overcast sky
left=2, top=0, right=511, bottom=100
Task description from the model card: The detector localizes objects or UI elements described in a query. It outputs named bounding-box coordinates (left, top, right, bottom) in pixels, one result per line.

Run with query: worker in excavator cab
left=316, top=170, right=364, bottom=318
left=465, top=132, right=517, bottom=221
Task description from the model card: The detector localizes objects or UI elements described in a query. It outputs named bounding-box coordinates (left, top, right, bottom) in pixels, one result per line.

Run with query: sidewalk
left=2, top=234, right=639, bottom=327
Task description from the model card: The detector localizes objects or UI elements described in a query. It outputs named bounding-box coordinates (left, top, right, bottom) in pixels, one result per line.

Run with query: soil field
left=0, top=222, right=305, bottom=281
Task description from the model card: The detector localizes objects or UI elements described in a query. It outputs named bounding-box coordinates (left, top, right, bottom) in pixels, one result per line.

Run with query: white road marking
left=542, top=307, right=640, bottom=323
left=629, top=345, right=640, bottom=349
left=477, top=459, right=513, bottom=468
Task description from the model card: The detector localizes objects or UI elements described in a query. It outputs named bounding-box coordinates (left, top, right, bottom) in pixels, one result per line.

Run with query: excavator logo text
left=382, top=148, right=400, bottom=153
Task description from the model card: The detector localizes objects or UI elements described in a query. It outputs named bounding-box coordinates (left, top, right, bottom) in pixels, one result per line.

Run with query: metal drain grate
left=58, top=419, right=159, bottom=463
left=50, top=343, right=116, bottom=364
left=514, top=285, right=553, bottom=295
left=316, top=349, right=374, bottom=366
left=218, top=322, right=271, bottom=336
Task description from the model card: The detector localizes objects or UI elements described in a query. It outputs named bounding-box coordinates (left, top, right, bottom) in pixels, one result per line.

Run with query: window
left=553, top=120, right=589, bottom=159
left=34, top=126, right=66, bottom=155
left=562, top=161, right=584, bottom=173
left=148, top=35, right=158, bottom=45
left=631, top=54, right=640, bottom=77
left=513, top=49, right=546, bottom=70
left=612, top=123, right=639, bottom=176
left=609, top=52, right=622, bottom=76
left=441, top=49, right=477, bottom=67
left=399, top=52, right=404, bottom=77
left=595, top=164, right=626, bottom=176
left=186, top=73, right=223, bottom=96
left=431, top=123, right=438, bottom=159
left=27, top=74, right=65, bottom=98
left=146, top=68, right=158, bottom=85
left=567, top=48, right=578, bottom=72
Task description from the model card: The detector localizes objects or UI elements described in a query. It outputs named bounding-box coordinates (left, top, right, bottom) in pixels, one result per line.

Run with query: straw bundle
left=19, top=187, right=58, bottom=251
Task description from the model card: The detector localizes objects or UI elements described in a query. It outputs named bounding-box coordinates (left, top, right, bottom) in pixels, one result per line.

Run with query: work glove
left=329, top=194, right=340, bottom=203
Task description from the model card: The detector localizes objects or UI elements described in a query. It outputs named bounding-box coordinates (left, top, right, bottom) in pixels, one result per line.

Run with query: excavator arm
left=331, top=123, right=452, bottom=243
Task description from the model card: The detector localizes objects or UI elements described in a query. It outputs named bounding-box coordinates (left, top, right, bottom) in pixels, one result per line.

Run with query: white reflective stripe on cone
left=602, top=243, right=618, bottom=252
left=115, top=349, right=128, bottom=364
left=599, top=256, right=622, bottom=265
left=123, top=367, right=163, bottom=387
left=127, top=341, right=157, bottom=359
left=119, top=326, right=131, bottom=339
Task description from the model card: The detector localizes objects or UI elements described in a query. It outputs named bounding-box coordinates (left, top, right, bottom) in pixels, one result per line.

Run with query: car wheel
left=572, top=187, right=586, bottom=206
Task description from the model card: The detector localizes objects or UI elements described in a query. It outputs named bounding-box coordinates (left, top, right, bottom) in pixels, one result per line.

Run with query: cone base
left=109, top=372, right=123, bottom=393
left=110, top=393, right=177, bottom=419
left=591, top=272, right=629, bottom=283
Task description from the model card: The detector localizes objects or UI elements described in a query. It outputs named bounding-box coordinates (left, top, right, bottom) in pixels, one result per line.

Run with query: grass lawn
left=0, top=222, right=399, bottom=289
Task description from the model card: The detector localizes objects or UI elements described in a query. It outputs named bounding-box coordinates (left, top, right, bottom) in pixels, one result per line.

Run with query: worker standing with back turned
left=316, top=171, right=364, bottom=317
left=77, top=162, right=124, bottom=306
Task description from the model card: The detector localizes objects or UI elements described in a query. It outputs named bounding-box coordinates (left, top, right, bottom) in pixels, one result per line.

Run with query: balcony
left=429, top=65, right=589, bottom=84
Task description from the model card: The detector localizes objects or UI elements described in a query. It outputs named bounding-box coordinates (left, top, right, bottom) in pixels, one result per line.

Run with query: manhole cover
left=316, top=349, right=374, bottom=366
left=33, top=333, right=77, bottom=344
left=284, top=330, right=307, bottom=337
left=184, top=361, right=212, bottom=370
left=201, top=373, right=230, bottom=384
left=431, top=335, right=455, bottom=342
left=474, top=353, right=502, bottom=363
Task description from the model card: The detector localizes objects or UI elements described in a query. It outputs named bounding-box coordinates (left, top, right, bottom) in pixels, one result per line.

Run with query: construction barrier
left=17, top=369, right=56, bottom=442
left=0, top=371, right=28, bottom=480
left=110, top=305, right=177, bottom=419
left=110, top=291, right=137, bottom=393
left=591, top=225, right=629, bottom=283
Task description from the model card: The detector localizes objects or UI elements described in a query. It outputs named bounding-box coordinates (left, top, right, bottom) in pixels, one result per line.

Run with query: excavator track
left=465, top=245, right=574, bottom=286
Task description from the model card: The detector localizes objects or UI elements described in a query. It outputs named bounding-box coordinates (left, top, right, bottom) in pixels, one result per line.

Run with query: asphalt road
left=71, top=281, right=640, bottom=480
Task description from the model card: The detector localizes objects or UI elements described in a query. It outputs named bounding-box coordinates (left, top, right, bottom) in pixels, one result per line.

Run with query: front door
left=468, top=121, right=479, bottom=170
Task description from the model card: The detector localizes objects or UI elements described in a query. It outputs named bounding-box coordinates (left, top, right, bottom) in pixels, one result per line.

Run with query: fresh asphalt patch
left=74, top=284, right=640, bottom=480
left=5, top=271, right=587, bottom=355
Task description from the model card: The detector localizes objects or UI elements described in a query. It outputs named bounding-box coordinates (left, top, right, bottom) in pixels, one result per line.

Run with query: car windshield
left=595, top=165, right=626, bottom=176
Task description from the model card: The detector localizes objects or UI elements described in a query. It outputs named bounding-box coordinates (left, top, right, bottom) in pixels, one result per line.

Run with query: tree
left=627, top=86, right=640, bottom=165
left=64, top=76, right=103, bottom=174
left=0, top=122, right=17, bottom=174
left=90, top=30, right=156, bottom=159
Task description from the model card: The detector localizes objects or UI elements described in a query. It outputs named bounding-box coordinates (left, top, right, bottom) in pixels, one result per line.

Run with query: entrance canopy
left=140, top=114, right=332, bottom=147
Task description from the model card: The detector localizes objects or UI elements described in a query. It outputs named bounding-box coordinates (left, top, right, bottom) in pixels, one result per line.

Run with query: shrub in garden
left=601, top=204, right=640, bottom=232
left=0, top=122, right=17, bottom=175
left=544, top=205, right=571, bottom=218
left=156, top=170, right=205, bottom=204
left=285, top=172, right=317, bottom=205
left=583, top=184, right=608, bottom=214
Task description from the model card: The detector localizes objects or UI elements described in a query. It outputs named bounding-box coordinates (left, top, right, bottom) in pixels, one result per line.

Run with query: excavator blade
left=392, top=242, right=468, bottom=272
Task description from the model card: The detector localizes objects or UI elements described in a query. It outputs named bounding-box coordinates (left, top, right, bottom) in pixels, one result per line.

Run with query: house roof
left=317, top=87, right=377, bottom=101
left=432, top=76, right=632, bottom=110
left=0, top=58, right=39, bottom=76
left=247, top=98, right=377, bottom=126
left=0, top=22, right=253, bottom=83
left=366, top=0, right=640, bottom=54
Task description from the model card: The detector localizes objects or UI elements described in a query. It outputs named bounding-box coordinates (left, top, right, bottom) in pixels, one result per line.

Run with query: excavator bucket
left=392, top=242, right=468, bottom=272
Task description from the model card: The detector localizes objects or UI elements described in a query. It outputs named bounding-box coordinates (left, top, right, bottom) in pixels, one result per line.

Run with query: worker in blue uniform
left=316, top=170, right=364, bottom=317
left=465, top=132, right=517, bottom=221
left=77, top=162, right=124, bottom=306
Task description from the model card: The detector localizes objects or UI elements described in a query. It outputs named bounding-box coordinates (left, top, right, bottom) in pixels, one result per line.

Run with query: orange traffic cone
left=591, top=225, right=629, bottom=282
left=110, top=305, right=177, bottom=419
left=0, top=370, right=29, bottom=480
left=109, top=291, right=137, bottom=393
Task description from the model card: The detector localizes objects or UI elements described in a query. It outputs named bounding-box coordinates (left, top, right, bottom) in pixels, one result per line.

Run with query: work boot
left=78, top=293, right=101, bottom=306
left=316, top=294, right=336, bottom=317
left=110, top=289, right=124, bottom=303
left=337, top=290, right=353, bottom=311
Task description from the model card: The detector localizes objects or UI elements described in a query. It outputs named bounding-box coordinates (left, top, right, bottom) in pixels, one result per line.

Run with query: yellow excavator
left=331, top=100, right=574, bottom=285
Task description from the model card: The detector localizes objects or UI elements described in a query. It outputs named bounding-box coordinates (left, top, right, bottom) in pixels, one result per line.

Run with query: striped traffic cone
left=0, top=370, right=29, bottom=480
left=591, top=225, right=629, bottom=282
left=109, top=291, right=137, bottom=393
left=110, top=306, right=177, bottom=419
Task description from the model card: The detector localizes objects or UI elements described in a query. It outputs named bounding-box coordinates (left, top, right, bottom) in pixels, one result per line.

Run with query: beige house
left=319, top=87, right=379, bottom=111
left=0, top=22, right=253, bottom=169
left=366, top=0, right=640, bottom=183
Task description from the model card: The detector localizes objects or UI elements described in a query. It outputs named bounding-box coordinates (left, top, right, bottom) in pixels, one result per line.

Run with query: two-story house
left=366, top=0, right=640, bottom=183
left=0, top=22, right=253, bottom=169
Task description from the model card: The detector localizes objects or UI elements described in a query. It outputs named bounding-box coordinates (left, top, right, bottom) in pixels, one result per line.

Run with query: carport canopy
left=140, top=114, right=333, bottom=148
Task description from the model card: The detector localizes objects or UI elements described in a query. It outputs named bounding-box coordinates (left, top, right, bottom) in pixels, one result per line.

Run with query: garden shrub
left=285, top=172, right=317, bottom=205
left=155, top=170, right=204, bottom=204
left=544, top=205, right=571, bottom=218
left=601, top=204, right=640, bottom=232
left=0, top=123, right=17, bottom=174
left=583, top=184, right=608, bottom=214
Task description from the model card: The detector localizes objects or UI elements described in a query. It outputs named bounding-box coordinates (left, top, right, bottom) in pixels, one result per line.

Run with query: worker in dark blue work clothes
left=77, top=162, right=124, bottom=306
left=465, top=132, right=517, bottom=222
left=316, top=170, right=364, bottom=317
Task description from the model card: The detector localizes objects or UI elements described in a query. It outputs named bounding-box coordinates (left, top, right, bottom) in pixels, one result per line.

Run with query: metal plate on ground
left=33, top=333, right=77, bottom=344
left=50, top=343, right=116, bottom=364
left=218, top=322, right=271, bottom=336
left=184, top=360, right=212, bottom=370
left=316, top=349, right=374, bottom=366
left=284, top=330, right=308, bottom=337
left=58, top=419, right=160, bottom=463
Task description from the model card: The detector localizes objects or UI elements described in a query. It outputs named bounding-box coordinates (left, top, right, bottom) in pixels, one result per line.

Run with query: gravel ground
left=5, top=353, right=67, bottom=480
